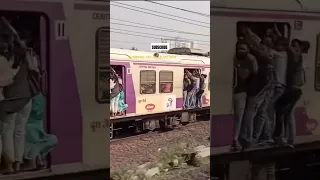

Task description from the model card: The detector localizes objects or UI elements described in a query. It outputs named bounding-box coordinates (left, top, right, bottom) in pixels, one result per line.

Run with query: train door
left=0, top=10, right=51, bottom=175
left=183, top=68, right=201, bottom=109
left=211, top=4, right=320, bottom=175
left=110, top=64, right=126, bottom=115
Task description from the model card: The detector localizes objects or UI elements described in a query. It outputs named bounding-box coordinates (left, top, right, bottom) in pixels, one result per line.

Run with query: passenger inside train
left=110, top=66, right=128, bottom=117
left=0, top=12, right=57, bottom=175
left=231, top=21, right=310, bottom=151
left=159, top=71, right=173, bottom=93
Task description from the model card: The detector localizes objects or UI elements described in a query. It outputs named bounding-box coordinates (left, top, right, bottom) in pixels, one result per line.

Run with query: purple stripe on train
left=210, top=107, right=314, bottom=147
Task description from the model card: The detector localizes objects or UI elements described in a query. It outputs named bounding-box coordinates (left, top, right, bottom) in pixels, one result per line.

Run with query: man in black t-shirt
left=183, top=73, right=191, bottom=109
left=231, top=40, right=258, bottom=151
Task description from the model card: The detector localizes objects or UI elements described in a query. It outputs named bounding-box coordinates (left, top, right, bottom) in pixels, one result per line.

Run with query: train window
left=140, top=70, right=156, bottom=94
left=315, top=34, right=320, bottom=90
left=159, top=71, right=173, bottom=93
left=95, top=27, right=109, bottom=103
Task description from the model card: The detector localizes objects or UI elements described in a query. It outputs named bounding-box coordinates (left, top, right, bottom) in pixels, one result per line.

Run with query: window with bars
left=159, top=71, right=173, bottom=93
left=96, top=27, right=110, bottom=103
left=140, top=70, right=156, bottom=94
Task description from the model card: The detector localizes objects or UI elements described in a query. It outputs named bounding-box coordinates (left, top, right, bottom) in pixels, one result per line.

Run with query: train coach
left=0, top=0, right=110, bottom=179
left=210, top=1, right=320, bottom=179
left=108, top=48, right=211, bottom=139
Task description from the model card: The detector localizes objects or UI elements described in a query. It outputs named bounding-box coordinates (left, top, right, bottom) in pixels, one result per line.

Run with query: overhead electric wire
left=111, top=40, right=150, bottom=45
left=111, top=18, right=209, bottom=37
left=110, top=3, right=210, bottom=28
left=111, top=1, right=209, bottom=25
left=145, top=0, right=210, bottom=17
left=111, top=31, right=210, bottom=47
left=111, top=28, right=209, bottom=43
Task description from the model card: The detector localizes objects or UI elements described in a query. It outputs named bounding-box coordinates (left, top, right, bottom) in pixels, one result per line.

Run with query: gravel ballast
left=110, top=121, right=210, bottom=171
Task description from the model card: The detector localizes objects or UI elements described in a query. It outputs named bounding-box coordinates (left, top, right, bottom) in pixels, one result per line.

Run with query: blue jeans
left=265, top=84, right=286, bottom=140
left=232, top=92, right=247, bottom=143
left=196, top=89, right=204, bottom=108
left=274, top=87, right=302, bottom=143
left=187, top=88, right=197, bottom=108
left=239, top=67, right=276, bottom=148
left=183, top=90, right=188, bottom=109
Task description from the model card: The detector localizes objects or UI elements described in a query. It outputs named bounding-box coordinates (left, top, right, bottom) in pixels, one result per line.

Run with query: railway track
left=110, top=119, right=211, bottom=170
left=110, top=113, right=210, bottom=143
left=110, top=121, right=201, bottom=143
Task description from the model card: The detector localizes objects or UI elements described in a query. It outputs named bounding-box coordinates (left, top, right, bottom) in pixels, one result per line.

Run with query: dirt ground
left=111, top=121, right=210, bottom=171
left=153, top=157, right=210, bottom=180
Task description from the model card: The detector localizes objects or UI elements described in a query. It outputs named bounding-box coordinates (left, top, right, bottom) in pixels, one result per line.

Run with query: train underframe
left=110, top=109, right=209, bottom=139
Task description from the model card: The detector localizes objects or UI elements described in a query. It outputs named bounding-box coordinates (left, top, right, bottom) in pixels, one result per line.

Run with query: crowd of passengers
left=110, top=67, right=128, bottom=117
left=231, top=23, right=310, bottom=151
left=183, top=69, right=207, bottom=109
left=0, top=16, right=57, bottom=174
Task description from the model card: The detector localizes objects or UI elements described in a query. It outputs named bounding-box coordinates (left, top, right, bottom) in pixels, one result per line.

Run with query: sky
left=110, top=1, right=210, bottom=52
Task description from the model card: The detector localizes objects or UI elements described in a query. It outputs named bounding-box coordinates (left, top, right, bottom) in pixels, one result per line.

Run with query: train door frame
left=39, top=13, right=50, bottom=132
left=111, top=64, right=126, bottom=102
left=39, top=12, right=51, bottom=169
left=0, top=10, right=51, bottom=171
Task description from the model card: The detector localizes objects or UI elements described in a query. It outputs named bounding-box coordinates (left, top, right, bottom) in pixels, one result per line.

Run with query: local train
left=109, top=48, right=211, bottom=138
left=211, top=0, right=320, bottom=179
left=0, top=0, right=110, bottom=179
left=211, top=0, right=320, bottom=148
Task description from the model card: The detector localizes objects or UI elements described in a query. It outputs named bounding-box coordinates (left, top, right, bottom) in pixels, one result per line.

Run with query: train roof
left=110, top=48, right=210, bottom=65
left=211, top=0, right=320, bottom=13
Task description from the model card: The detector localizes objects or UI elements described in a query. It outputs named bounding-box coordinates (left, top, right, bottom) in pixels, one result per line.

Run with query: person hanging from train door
left=262, top=24, right=290, bottom=146
left=249, top=24, right=286, bottom=147
left=185, top=69, right=199, bottom=109
left=0, top=35, right=19, bottom=102
left=110, top=67, right=121, bottom=117
left=183, top=73, right=191, bottom=109
left=117, top=76, right=128, bottom=116
left=192, top=70, right=201, bottom=108
left=231, top=39, right=258, bottom=151
left=274, top=39, right=310, bottom=147
left=238, top=24, right=284, bottom=149
left=21, top=35, right=58, bottom=171
left=0, top=28, right=22, bottom=170
left=196, top=74, right=207, bottom=108
left=0, top=16, right=42, bottom=174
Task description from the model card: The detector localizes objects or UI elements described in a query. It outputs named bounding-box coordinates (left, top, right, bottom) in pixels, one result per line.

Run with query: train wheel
left=143, top=119, right=160, bottom=131
left=181, top=112, right=190, bottom=126
left=189, top=113, right=197, bottom=122
left=159, top=118, right=166, bottom=130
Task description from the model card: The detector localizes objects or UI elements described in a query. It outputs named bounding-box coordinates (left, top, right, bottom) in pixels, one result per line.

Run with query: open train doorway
left=183, top=68, right=201, bottom=110
left=110, top=65, right=127, bottom=117
left=0, top=11, right=54, bottom=175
